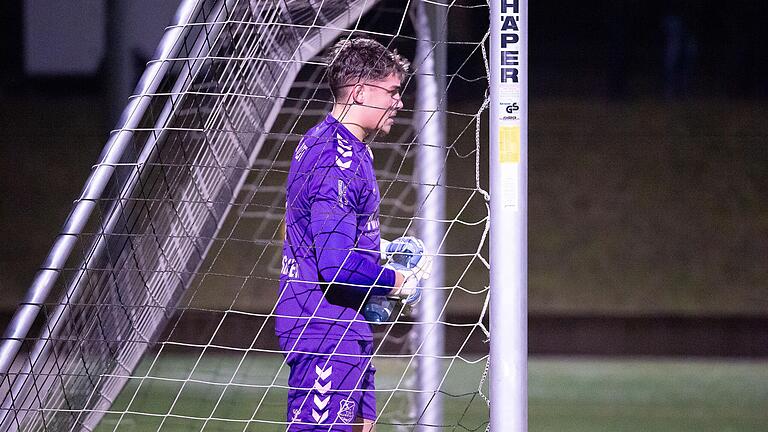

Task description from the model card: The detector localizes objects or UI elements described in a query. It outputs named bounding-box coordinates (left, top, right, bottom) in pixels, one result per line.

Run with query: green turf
left=529, top=358, right=768, bottom=432
left=95, top=355, right=768, bottom=431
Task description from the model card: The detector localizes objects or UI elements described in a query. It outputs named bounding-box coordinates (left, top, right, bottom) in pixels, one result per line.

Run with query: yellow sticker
left=499, top=126, right=520, bottom=163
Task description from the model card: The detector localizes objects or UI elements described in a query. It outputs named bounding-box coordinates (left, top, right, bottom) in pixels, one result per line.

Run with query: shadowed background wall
left=1, top=0, right=766, bottom=355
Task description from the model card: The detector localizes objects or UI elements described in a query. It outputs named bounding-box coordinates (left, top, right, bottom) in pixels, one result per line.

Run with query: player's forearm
left=311, top=200, right=396, bottom=294
left=316, top=248, right=395, bottom=294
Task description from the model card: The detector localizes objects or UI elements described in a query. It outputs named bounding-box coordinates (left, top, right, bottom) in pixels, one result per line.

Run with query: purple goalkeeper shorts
left=282, top=337, right=377, bottom=431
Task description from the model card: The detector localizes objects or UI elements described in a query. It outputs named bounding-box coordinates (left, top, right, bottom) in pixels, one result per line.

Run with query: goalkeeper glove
left=383, top=236, right=432, bottom=306
left=388, top=276, right=422, bottom=306
left=379, top=238, right=391, bottom=260
left=384, top=236, right=431, bottom=272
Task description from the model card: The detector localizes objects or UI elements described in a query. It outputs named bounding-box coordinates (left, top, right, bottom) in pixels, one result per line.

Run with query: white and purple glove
left=382, top=236, right=432, bottom=306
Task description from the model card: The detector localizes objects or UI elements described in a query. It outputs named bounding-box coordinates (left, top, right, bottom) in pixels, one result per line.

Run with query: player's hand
left=384, top=236, right=432, bottom=305
left=383, top=236, right=432, bottom=280
left=386, top=269, right=422, bottom=305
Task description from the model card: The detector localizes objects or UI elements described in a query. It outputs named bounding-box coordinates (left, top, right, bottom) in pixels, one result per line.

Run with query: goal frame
left=0, top=0, right=384, bottom=429
left=489, top=0, right=528, bottom=430
left=0, top=0, right=523, bottom=430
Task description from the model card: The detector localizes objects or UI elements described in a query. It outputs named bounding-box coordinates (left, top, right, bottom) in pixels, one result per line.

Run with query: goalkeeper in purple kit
left=275, top=38, right=432, bottom=431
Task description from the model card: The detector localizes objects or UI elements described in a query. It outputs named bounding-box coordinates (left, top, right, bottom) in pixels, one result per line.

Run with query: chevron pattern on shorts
left=312, top=365, right=333, bottom=423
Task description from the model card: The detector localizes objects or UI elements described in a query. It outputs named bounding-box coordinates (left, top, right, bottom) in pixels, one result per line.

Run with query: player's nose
left=393, top=97, right=403, bottom=111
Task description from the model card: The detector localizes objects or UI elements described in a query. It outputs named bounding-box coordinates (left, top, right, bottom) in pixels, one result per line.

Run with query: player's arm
left=363, top=236, right=431, bottom=322
left=309, top=149, right=396, bottom=295
left=311, top=197, right=395, bottom=295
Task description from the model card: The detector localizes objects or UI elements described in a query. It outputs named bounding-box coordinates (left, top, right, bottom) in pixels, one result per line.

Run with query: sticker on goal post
left=499, top=126, right=520, bottom=209
left=499, top=126, right=520, bottom=163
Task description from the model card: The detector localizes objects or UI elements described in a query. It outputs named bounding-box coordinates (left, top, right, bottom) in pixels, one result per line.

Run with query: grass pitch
left=95, top=355, right=768, bottom=431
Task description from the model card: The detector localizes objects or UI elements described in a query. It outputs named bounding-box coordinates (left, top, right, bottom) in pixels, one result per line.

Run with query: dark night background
left=1, top=0, right=767, bottom=356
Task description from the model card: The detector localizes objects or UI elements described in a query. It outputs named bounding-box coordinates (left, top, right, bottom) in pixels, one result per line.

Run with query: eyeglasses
left=363, top=83, right=402, bottom=100
left=337, top=82, right=402, bottom=100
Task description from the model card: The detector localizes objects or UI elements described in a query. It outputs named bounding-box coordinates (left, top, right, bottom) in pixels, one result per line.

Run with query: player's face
left=362, top=73, right=403, bottom=135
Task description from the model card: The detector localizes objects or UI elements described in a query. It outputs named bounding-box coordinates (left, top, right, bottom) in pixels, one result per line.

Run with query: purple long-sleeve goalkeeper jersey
left=275, top=114, right=397, bottom=344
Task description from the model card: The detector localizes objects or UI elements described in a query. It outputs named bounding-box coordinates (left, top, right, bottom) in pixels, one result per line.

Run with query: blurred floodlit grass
left=96, top=354, right=768, bottom=432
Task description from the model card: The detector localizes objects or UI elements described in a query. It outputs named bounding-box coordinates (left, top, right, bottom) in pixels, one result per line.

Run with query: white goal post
left=0, top=0, right=524, bottom=430
left=489, top=0, right=528, bottom=430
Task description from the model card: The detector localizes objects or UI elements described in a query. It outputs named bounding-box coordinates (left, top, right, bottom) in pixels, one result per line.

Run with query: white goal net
left=0, top=0, right=492, bottom=430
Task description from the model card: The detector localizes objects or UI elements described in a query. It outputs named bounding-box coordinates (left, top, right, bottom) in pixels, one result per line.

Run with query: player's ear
left=351, top=83, right=365, bottom=105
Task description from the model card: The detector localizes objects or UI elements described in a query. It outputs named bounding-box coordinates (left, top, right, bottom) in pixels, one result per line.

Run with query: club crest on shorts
left=337, top=398, right=356, bottom=424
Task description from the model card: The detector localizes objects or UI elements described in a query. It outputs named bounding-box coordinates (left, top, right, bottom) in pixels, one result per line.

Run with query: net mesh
left=0, top=0, right=491, bottom=430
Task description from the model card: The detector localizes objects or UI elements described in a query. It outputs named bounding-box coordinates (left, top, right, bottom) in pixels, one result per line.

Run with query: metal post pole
left=414, top=0, right=447, bottom=429
left=0, top=3, right=202, bottom=425
left=489, top=0, right=527, bottom=430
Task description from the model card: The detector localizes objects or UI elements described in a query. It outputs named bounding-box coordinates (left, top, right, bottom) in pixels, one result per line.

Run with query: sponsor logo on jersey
left=295, top=138, right=308, bottom=161
left=337, top=180, right=349, bottom=208
left=365, top=216, right=380, bottom=232
left=280, top=255, right=299, bottom=278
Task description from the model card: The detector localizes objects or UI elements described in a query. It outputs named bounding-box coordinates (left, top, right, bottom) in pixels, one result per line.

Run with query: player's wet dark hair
left=325, top=38, right=410, bottom=99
